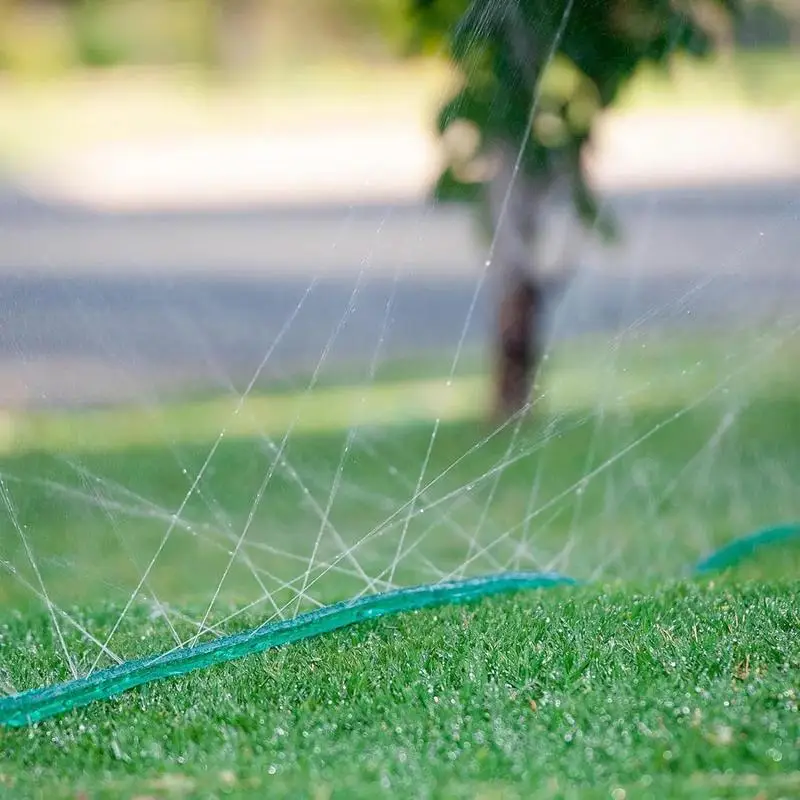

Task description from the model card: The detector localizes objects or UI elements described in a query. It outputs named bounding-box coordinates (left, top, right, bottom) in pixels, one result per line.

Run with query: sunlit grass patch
left=2, top=375, right=488, bottom=455
left=1, top=50, right=798, bottom=171
left=1, top=582, right=799, bottom=797
left=618, top=49, right=800, bottom=111
left=2, top=328, right=796, bottom=456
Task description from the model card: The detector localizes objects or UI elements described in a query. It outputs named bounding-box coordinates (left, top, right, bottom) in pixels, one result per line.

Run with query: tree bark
left=494, top=272, right=542, bottom=420
left=487, top=141, right=550, bottom=421
left=207, top=0, right=265, bottom=74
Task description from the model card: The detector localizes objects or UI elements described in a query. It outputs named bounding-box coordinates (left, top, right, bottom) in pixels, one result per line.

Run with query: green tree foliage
left=411, top=0, right=741, bottom=237
left=410, top=1, right=744, bottom=418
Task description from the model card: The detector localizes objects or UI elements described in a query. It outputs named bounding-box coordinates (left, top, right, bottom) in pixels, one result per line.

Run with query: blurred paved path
left=14, top=108, right=800, bottom=210
left=2, top=103, right=799, bottom=408
left=0, top=179, right=798, bottom=408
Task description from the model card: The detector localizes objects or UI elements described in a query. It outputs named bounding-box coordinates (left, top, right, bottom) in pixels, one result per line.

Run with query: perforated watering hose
left=1, top=522, right=798, bottom=728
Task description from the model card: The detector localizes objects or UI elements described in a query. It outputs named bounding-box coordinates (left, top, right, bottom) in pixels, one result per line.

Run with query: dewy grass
left=1, top=582, right=799, bottom=798
left=2, top=523, right=797, bottom=728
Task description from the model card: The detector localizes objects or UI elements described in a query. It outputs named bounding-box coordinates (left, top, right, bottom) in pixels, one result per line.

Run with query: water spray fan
left=2, top=522, right=797, bottom=728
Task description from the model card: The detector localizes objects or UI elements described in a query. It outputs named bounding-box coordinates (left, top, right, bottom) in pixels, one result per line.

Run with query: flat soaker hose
left=1, top=523, right=798, bottom=728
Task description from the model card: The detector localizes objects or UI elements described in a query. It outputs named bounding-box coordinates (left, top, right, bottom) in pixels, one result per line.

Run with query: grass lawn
left=2, top=583, right=799, bottom=798
left=0, top=331, right=799, bottom=796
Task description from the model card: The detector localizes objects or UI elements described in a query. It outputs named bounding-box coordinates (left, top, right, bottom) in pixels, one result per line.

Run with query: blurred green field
left=0, top=49, right=798, bottom=170
left=1, top=330, right=798, bottom=630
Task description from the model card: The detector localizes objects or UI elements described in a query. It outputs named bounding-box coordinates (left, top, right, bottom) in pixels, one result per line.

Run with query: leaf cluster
left=411, top=0, right=740, bottom=236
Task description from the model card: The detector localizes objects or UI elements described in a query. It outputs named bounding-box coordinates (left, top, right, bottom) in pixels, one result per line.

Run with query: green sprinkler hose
left=1, top=523, right=798, bottom=728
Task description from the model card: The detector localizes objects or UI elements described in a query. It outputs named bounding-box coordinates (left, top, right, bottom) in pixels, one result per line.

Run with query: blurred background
left=0, top=0, right=797, bottom=413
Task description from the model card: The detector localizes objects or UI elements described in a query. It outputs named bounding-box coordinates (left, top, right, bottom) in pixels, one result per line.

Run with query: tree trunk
left=206, top=0, right=265, bottom=75
left=494, top=272, right=542, bottom=420
left=487, top=141, right=551, bottom=421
